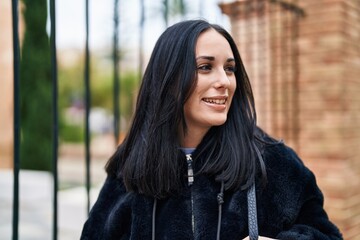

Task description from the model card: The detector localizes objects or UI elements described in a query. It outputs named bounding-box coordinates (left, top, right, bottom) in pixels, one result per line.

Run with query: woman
left=81, top=20, right=342, bottom=240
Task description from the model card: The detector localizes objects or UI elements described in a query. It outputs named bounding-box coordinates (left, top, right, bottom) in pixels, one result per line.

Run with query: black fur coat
left=80, top=143, right=342, bottom=239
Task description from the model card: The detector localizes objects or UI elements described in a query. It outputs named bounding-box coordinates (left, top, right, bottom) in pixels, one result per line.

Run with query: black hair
left=106, top=19, right=271, bottom=198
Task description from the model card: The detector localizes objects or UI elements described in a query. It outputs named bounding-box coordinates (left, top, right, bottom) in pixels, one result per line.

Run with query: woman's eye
left=197, top=64, right=212, bottom=72
left=225, top=65, right=236, bottom=74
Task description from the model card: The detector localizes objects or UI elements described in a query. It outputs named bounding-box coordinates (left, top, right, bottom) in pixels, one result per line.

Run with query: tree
left=162, top=0, right=187, bottom=27
left=20, top=0, right=52, bottom=171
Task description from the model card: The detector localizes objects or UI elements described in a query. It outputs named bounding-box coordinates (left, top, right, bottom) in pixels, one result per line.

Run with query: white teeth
left=203, top=98, right=226, bottom=105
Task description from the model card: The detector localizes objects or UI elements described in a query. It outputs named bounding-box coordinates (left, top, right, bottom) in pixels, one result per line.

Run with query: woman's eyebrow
left=196, top=56, right=235, bottom=63
left=196, top=56, right=215, bottom=61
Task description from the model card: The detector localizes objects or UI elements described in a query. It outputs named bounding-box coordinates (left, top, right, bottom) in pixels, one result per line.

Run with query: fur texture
left=81, top=143, right=342, bottom=239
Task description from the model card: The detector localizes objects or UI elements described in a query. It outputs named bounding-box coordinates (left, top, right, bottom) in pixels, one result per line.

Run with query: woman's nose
left=214, top=68, right=231, bottom=89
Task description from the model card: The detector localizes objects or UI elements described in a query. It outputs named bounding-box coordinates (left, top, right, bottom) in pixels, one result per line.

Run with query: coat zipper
left=186, top=154, right=194, bottom=186
left=186, top=154, right=195, bottom=234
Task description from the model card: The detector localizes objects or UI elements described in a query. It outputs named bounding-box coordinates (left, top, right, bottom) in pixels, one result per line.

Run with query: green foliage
left=161, top=0, right=187, bottom=25
left=20, top=0, right=52, bottom=171
left=58, top=58, right=84, bottom=110
left=60, top=122, right=84, bottom=143
left=58, top=57, right=138, bottom=140
left=118, top=72, right=137, bottom=123
left=170, top=0, right=187, bottom=16
left=91, top=67, right=137, bottom=123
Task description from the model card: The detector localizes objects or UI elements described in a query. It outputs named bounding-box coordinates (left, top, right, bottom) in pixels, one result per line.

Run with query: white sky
left=55, top=0, right=230, bottom=54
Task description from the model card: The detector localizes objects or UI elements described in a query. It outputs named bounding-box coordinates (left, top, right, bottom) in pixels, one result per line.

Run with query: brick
left=0, top=0, right=14, bottom=169
left=221, top=0, right=360, bottom=236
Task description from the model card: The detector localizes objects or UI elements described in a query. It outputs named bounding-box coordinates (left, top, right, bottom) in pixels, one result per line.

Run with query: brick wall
left=0, top=1, right=14, bottom=168
left=0, top=2, right=24, bottom=169
left=220, top=0, right=360, bottom=239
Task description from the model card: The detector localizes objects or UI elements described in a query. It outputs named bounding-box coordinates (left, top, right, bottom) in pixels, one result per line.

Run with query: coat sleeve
left=275, top=156, right=343, bottom=239
left=80, top=176, right=131, bottom=240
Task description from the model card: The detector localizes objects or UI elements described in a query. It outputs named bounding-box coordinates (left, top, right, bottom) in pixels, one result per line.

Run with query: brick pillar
left=296, top=1, right=360, bottom=238
left=0, top=1, right=14, bottom=168
left=220, top=0, right=360, bottom=238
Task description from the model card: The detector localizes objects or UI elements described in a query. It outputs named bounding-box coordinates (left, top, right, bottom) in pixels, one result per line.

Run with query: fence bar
left=49, top=0, right=59, bottom=239
left=84, top=0, right=92, bottom=213
left=113, top=0, right=120, bottom=145
left=11, top=0, right=20, bottom=239
left=139, top=0, right=145, bottom=80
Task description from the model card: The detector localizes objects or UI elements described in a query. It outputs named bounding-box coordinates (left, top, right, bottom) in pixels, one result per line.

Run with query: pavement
left=0, top=136, right=113, bottom=240
left=0, top=169, right=104, bottom=240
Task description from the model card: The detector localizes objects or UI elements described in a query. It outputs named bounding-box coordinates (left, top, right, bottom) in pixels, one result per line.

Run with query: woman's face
left=183, top=29, right=237, bottom=136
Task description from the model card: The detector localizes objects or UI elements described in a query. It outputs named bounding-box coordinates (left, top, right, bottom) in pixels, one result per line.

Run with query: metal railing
left=11, top=0, right=20, bottom=239
left=10, top=0, right=122, bottom=239
left=9, top=0, right=303, bottom=239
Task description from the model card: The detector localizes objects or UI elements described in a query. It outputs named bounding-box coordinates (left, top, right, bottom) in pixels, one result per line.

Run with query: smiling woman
left=80, top=20, right=342, bottom=240
left=182, top=29, right=237, bottom=148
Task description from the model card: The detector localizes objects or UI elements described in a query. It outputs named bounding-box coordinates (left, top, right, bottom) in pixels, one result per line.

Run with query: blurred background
left=0, top=0, right=359, bottom=239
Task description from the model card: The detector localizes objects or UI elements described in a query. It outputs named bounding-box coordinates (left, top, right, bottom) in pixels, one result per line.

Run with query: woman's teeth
left=202, top=98, right=226, bottom=105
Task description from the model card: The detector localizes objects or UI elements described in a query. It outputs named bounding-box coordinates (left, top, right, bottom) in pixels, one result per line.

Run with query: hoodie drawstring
left=216, top=181, right=225, bottom=240
left=152, top=198, right=157, bottom=240
left=151, top=181, right=259, bottom=240
left=151, top=182, right=258, bottom=240
left=151, top=181, right=226, bottom=240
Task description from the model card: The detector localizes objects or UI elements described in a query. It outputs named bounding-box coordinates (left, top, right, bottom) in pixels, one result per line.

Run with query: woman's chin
left=208, top=116, right=228, bottom=127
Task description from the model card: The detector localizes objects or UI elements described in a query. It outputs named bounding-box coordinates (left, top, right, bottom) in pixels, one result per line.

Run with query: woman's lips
left=202, top=97, right=227, bottom=105
left=202, top=96, right=228, bottom=110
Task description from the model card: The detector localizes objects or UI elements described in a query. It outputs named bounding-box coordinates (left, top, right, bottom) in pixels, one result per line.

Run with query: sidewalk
left=0, top=135, right=113, bottom=239
left=0, top=169, right=104, bottom=240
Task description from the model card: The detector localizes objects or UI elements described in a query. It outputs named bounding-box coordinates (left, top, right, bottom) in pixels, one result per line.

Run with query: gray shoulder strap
left=247, top=183, right=258, bottom=240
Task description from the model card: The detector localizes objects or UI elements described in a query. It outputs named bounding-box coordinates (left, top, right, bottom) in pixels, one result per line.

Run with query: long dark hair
left=106, top=20, right=269, bottom=198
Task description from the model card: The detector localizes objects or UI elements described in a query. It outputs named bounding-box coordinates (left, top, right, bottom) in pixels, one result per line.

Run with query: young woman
left=80, top=20, right=342, bottom=240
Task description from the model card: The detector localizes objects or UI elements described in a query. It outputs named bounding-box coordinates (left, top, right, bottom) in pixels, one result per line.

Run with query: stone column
left=0, top=1, right=14, bottom=168
left=220, top=0, right=360, bottom=238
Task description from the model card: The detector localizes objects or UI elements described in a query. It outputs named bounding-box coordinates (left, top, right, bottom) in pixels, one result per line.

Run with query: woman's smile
left=202, top=96, right=228, bottom=110
left=183, top=28, right=236, bottom=137
left=202, top=96, right=228, bottom=105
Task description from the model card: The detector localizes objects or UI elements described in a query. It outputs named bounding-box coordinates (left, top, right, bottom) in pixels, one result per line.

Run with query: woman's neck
left=179, top=126, right=209, bottom=148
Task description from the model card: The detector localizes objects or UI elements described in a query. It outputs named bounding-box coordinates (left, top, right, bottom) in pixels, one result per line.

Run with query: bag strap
left=247, top=183, right=259, bottom=240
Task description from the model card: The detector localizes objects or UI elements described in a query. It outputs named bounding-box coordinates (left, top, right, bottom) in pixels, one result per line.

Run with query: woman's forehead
left=195, top=29, right=233, bottom=58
